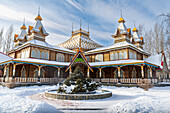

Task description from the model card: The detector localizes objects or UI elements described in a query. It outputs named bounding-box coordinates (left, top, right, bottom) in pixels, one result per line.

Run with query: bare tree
left=0, top=28, right=4, bottom=52
left=154, top=22, right=161, bottom=54
left=138, top=24, right=144, bottom=36
left=3, top=25, right=13, bottom=53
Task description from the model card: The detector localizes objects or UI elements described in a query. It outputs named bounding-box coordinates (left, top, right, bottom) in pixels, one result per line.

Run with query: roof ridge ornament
left=132, top=21, right=138, bottom=32
left=118, top=9, right=125, bottom=23
left=20, top=18, right=27, bottom=30
left=35, top=7, right=42, bottom=21
left=80, top=19, right=82, bottom=30
left=38, top=6, right=40, bottom=16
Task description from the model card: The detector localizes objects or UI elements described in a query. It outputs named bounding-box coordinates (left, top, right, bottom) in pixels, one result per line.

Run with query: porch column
left=118, top=67, right=121, bottom=78
left=99, top=68, right=102, bottom=78
left=58, top=67, right=60, bottom=78
left=3, top=65, right=7, bottom=82
left=38, top=66, right=42, bottom=82
left=141, top=65, right=144, bottom=78
left=150, top=67, right=152, bottom=78
left=118, top=66, right=121, bottom=83
left=87, top=67, right=90, bottom=78
left=69, top=67, right=72, bottom=77
left=12, top=64, right=16, bottom=78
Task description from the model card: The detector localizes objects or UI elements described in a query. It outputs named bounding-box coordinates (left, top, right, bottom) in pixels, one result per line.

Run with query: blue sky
left=0, top=0, right=169, bottom=46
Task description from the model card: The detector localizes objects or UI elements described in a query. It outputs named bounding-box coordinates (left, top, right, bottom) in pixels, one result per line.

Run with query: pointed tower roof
left=66, top=48, right=93, bottom=72
left=113, top=17, right=128, bottom=36
left=57, top=28, right=102, bottom=51
left=20, top=19, right=27, bottom=30
left=16, top=19, right=27, bottom=40
left=35, top=7, right=42, bottom=21
left=31, top=8, right=48, bottom=36
left=118, top=17, right=125, bottom=23
left=132, top=27, right=142, bottom=42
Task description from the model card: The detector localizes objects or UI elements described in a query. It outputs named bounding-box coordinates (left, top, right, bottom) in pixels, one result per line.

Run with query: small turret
left=14, top=19, right=27, bottom=47
left=132, top=27, right=144, bottom=49
left=112, top=16, right=131, bottom=43
left=28, top=8, right=49, bottom=41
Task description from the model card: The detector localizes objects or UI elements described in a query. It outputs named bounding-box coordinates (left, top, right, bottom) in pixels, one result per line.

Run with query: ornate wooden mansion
left=0, top=10, right=168, bottom=86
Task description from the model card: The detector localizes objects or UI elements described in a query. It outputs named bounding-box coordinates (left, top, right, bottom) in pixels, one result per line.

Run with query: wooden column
left=12, top=64, right=16, bottom=78
left=3, top=65, right=7, bottom=82
left=87, top=67, right=90, bottom=78
left=38, top=65, right=42, bottom=82
left=150, top=67, right=152, bottom=78
left=3, top=65, right=7, bottom=77
left=38, top=66, right=41, bottom=77
left=141, top=65, right=144, bottom=78
left=99, top=68, right=102, bottom=78
left=69, top=67, right=72, bottom=77
left=117, top=66, right=121, bottom=83
left=58, top=67, right=60, bottom=78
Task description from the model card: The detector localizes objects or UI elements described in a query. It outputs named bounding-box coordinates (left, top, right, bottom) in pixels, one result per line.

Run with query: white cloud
left=46, top=32, right=69, bottom=45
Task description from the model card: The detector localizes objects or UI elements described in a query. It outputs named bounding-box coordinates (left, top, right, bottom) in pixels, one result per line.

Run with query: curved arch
left=31, top=50, right=36, bottom=58
left=119, top=51, right=123, bottom=60
left=123, top=51, right=127, bottom=59
left=110, top=53, right=114, bottom=60
left=115, top=52, right=118, bottom=60
left=45, top=52, right=49, bottom=60
left=41, top=51, right=45, bottom=59
left=37, top=50, right=40, bottom=58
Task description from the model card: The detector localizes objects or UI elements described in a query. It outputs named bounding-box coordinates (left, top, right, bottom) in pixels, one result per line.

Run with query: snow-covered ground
left=0, top=85, right=170, bottom=113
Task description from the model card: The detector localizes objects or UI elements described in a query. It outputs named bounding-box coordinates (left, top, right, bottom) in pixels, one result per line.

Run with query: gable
left=66, top=50, right=93, bottom=72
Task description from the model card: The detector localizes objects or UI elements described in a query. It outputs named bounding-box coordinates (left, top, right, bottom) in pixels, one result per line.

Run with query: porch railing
left=1, top=77, right=169, bottom=84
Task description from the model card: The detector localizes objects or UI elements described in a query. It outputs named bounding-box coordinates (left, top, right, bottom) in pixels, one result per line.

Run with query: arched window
left=115, top=52, right=118, bottom=60
left=45, top=52, right=49, bottom=60
left=132, top=67, right=137, bottom=78
left=21, top=66, right=26, bottom=78
left=113, top=69, right=118, bottom=78
left=54, top=69, right=58, bottom=78
left=123, top=51, right=127, bottom=59
left=85, top=56, right=90, bottom=62
left=120, top=69, right=125, bottom=78
left=34, top=68, right=45, bottom=78
left=134, top=53, right=137, bottom=59
left=57, top=53, right=64, bottom=62
left=56, top=54, right=58, bottom=61
left=119, top=51, right=123, bottom=60
left=110, top=53, right=114, bottom=60
left=70, top=56, right=73, bottom=61
left=95, top=54, right=103, bottom=62
left=41, top=51, right=45, bottom=59
left=37, top=50, right=40, bottom=58
left=31, top=50, right=36, bottom=58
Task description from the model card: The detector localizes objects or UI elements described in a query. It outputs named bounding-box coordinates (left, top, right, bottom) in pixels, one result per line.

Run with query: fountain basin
left=45, top=90, right=112, bottom=100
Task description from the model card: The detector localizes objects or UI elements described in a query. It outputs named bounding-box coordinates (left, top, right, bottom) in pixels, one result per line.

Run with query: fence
left=0, top=77, right=169, bottom=84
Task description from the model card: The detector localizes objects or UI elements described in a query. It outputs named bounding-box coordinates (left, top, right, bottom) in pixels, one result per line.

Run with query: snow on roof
left=144, top=53, right=162, bottom=68
left=113, top=22, right=128, bottom=36
left=10, top=39, right=76, bottom=54
left=13, top=58, right=69, bottom=66
left=0, top=52, right=13, bottom=63
left=85, top=41, right=149, bottom=55
left=16, top=29, right=27, bottom=40
left=32, top=20, right=49, bottom=35
left=57, top=30, right=102, bottom=50
left=132, top=31, right=142, bottom=42
left=89, top=59, right=144, bottom=67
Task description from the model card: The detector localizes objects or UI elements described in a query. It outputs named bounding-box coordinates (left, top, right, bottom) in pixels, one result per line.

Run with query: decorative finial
left=134, top=20, right=136, bottom=27
left=120, top=9, right=122, bottom=17
left=23, top=18, right=25, bottom=26
left=80, top=19, right=82, bottom=30
left=38, top=6, right=40, bottom=16
left=72, top=22, right=74, bottom=33
left=88, top=23, right=89, bottom=33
